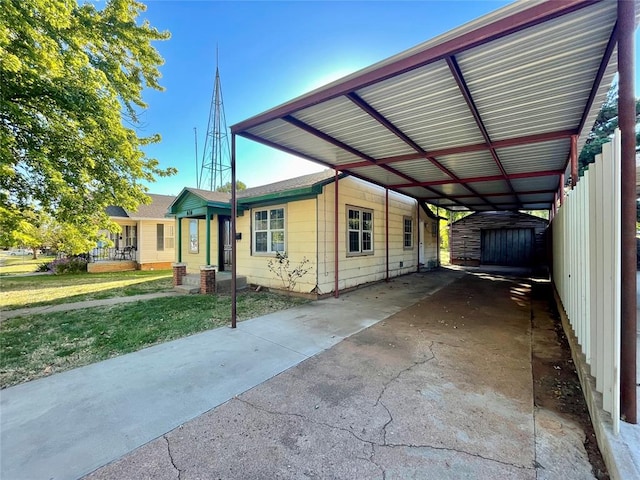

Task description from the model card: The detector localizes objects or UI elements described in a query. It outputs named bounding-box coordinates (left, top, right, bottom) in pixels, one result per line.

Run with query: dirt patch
left=530, top=280, right=609, bottom=479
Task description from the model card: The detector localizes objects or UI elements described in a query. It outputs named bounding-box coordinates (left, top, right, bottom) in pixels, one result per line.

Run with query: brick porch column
left=172, top=262, right=187, bottom=286
left=200, top=265, right=217, bottom=294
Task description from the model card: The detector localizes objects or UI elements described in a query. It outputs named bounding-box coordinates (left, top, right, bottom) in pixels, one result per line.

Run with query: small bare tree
left=267, top=251, right=312, bottom=292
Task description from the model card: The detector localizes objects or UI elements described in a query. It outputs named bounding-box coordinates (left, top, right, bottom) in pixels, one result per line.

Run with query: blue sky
left=134, top=1, right=637, bottom=196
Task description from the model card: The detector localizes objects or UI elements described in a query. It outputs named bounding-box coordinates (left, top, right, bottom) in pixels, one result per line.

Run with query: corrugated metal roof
left=232, top=0, right=626, bottom=212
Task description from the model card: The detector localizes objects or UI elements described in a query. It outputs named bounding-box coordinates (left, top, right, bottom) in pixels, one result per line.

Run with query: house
left=89, top=194, right=177, bottom=272
left=168, top=171, right=440, bottom=295
left=449, top=211, right=548, bottom=267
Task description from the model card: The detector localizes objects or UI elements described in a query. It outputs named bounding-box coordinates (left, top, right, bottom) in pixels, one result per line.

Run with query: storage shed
left=450, top=211, right=548, bottom=267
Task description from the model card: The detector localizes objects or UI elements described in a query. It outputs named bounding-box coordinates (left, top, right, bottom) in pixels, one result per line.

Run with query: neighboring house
left=449, top=211, right=548, bottom=267
left=94, top=194, right=177, bottom=272
left=168, top=171, right=440, bottom=295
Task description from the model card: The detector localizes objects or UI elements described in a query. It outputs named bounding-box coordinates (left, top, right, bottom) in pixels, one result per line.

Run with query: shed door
left=481, top=228, right=534, bottom=266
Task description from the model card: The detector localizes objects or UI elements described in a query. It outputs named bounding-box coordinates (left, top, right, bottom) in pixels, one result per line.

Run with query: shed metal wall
left=450, top=211, right=547, bottom=266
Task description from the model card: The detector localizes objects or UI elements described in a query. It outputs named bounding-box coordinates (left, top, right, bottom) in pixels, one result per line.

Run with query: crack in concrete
left=382, top=442, right=534, bottom=471
left=374, top=341, right=438, bottom=443
left=164, top=435, right=182, bottom=480
left=235, top=342, right=529, bottom=476
left=235, top=397, right=374, bottom=445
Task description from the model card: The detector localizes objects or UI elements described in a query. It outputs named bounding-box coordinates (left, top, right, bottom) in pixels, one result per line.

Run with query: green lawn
left=1, top=270, right=174, bottom=310
left=0, top=290, right=308, bottom=388
left=0, top=255, right=55, bottom=275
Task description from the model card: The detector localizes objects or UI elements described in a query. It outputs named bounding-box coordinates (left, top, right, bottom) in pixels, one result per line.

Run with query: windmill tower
left=197, top=53, right=231, bottom=191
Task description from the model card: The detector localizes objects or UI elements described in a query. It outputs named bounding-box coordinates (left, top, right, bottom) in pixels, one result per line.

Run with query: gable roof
left=230, top=0, right=628, bottom=213
left=451, top=210, right=548, bottom=226
left=238, top=170, right=337, bottom=199
left=106, top=194, right=177, bottom=220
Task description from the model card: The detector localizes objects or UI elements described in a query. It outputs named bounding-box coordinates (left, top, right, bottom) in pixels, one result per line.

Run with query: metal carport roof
left=230, top=0, right=625, bottom=212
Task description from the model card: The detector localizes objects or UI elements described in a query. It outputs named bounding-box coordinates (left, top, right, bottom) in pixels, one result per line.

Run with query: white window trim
left=165, top=224, right=175, bottom=250
left=403, top=216, right=413, bottom=250
left=346, top=205, right=374, bottom=257
left=189, top=219, right=199, bottom=254
left=252, top=205, right=286, bottom=255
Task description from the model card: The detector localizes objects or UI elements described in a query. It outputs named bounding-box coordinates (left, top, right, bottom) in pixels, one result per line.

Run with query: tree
left=579, top=82, right=640, bottom=174
left=215, top=180, right=247, bottom=193
left=0, top=0, right=176, bottom=249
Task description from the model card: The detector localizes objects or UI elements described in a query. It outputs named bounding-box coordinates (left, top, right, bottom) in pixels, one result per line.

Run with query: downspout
left=334, top=169, right=339, bottom=298
left=231, top=134, right=237, bottom=328
left=559, top=173, right=565, bottom=206
left=385, top=188, right=389, bottom=282
left=618, top=0, right=636, bottom=424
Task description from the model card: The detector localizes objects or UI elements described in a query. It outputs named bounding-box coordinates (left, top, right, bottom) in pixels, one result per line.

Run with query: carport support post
left=385, top=188, right=389, bottom=282
left=231, top=133, right=237, bottom=328
left=570, top=135, right=578, bottom=188
left=334, top=169, right=339, bottom=298
left=618, top=0, right=636, bottom=424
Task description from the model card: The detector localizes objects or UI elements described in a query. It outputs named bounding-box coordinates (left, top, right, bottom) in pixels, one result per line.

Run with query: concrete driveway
left=84, top=271, right=599, bottom=480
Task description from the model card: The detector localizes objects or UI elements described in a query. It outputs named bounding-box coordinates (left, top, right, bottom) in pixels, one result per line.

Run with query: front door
left=218, top=216, right=232, bottom=271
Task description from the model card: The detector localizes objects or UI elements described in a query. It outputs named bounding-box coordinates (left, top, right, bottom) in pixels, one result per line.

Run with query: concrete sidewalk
left=0, top=269, right=463, bottom=480
left=84, top=270, right=602, bottom=480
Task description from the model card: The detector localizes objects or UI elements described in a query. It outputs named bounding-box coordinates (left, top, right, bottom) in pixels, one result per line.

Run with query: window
left=189, top=219, right=199, bottom=253
left=253, top=207, right=285, bottom=253
left=404, top=217, right=413, bottom=249
left=156, top=224, right=164, bottom=251
left=347, top=206, right=373, bottom=255
left=124, top=225, right=137, bottom=248
left=165, top=225, right=175, bottom=249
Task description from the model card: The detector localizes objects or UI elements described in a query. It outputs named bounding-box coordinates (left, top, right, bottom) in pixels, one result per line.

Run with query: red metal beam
left=346, top=91, right=497, bottom=209
left=570, top=135, right=578, bottom=188
left=334, top=169, right=339, bottom=298
left=231, top=134, right=237, bottom=328
left=282, top=114, right=485, bottom=210
left=391, top=169, right=563, bottom=188
left=618, top=0, right=636, bottom=424
left=423, top=188, right=557, bottom=200
left=339, top=129, right=576, bottom=169
left=231, top=0, right=601, bottom=134
left=446, top=56, right=519, bottom=206
left=385, top=188, right=389, bottom=282
left=283, top=115, right=377, bottom=163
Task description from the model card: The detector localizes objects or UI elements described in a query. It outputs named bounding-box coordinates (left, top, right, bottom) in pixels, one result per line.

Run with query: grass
left=0, top=255, right=55, bottom=275
left=0, top=290, right=308, bottom=388
left=1, top=270, right=174, bottom=310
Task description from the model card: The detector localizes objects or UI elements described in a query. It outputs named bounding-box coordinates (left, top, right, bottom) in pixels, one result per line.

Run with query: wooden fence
left=551, top=131, right=621, bottom=433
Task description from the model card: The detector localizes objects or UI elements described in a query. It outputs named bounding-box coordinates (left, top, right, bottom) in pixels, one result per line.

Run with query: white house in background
left=93, top=194, right=176, bottom=272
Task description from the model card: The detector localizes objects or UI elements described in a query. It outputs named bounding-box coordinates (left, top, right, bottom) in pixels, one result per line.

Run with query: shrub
left=36, top=262, right=51, bottom=272
left=48, top=256, right=88, bottom=274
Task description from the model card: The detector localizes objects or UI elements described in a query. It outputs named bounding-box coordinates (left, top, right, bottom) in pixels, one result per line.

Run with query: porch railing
left=87, top=246, right=136, bottom=262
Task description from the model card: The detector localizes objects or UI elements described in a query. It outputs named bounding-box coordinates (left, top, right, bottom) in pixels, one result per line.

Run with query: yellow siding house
left=168, top=171, right=440, bottom=295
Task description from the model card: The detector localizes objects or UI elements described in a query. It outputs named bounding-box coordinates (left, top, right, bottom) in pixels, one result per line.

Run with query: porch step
left=174, top=284, right=200, bottom=294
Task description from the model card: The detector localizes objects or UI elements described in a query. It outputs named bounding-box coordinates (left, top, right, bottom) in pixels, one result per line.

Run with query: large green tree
left=0, top=0, right=176, bottom=252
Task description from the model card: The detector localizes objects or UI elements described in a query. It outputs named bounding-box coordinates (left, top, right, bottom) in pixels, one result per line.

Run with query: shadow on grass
left=1, top=271, right=173, bottom=310
left=0, top=291, right=309, bottom=388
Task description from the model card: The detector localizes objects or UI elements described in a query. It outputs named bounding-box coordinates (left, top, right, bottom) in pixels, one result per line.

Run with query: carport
left=228, top=0, right=637, bottom=425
